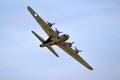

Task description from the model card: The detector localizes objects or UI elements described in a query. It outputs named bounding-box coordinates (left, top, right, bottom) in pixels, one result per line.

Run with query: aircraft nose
left=66, top=34, right=69, bottom=39
left=63, top=34, right=69, bottom=39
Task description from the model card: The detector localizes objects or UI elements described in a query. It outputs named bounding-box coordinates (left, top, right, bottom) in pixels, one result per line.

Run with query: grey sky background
left=0, top=0, right=120, bottom=80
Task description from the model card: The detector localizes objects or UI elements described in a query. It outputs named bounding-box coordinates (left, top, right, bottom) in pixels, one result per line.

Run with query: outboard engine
left=55, top=28, right=62, bottom=35
left=47, top=21, right=55, bottom=27
left=74, top=47, right=82, bottom=54
left=66, top=42, right=74, bottom=47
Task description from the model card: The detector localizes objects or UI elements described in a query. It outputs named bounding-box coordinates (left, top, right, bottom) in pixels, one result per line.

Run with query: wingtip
left=88, top=66, right=94, bottom=70
left=27, top=6, right=31, bottom=9
left=54, top=53, right=59, bottom=58
left=31, top=30, right=34, bottom=33
left=56, top=55, right=59, bottom=58
left=27, top=6, right=33, bottom=12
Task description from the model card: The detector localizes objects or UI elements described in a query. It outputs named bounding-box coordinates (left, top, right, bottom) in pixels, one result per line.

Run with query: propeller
left=71, top=42, right=75, bottom=44
left=55, top=28, right=62, bottom=34
left=68, top=42, right=74, bottom=47
left=74, top=47, right=82, bottom=52
left=47, top=21, right=55, bottom=25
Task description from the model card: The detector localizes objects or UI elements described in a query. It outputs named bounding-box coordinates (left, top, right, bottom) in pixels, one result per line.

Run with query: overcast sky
left=0, top=0, right=120, bottom=80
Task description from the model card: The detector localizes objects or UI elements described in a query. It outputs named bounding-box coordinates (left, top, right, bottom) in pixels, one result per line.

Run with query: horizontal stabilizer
left=31, top=30, right=59, bottom=57
left=32, top=31, right=45, bottom=43
left=47, top=45, right=59, bottom=57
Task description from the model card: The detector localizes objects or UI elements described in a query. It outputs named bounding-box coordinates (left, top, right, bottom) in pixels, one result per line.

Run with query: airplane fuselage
left=40, top=34, right=69, bottom=47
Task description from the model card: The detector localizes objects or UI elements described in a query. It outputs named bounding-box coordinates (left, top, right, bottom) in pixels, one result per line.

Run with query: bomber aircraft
left=27, top=6, right=93, bottom=70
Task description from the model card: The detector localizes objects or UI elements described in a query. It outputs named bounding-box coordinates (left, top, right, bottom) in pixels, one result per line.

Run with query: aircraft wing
left=27, top=6, right=57, bottom=37
left=57, top=42, right=93, bottom=70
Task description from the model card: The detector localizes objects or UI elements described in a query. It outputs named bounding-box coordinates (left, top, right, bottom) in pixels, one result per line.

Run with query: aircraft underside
left=40, top=34, right=69, bottom=47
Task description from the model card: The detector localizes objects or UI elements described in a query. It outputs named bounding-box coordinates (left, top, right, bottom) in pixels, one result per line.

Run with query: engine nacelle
left=54, top=28, right=62, bottom=35
left=47, top=21, right=55, bottom=27
left=74, top=47, right=82, bottom=54
left=65, top=42, right=74, bottom=47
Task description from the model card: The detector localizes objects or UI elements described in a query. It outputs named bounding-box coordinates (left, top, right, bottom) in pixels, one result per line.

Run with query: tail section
left=31, top=30, right=59, bottom=57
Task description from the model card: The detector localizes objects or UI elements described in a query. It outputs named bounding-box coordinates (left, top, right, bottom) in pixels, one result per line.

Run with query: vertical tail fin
left=31, top=30, right=59, bottom=57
